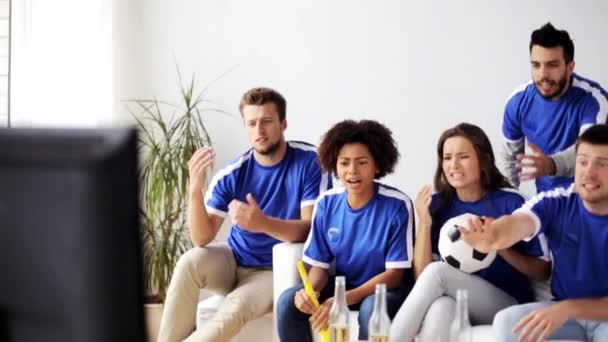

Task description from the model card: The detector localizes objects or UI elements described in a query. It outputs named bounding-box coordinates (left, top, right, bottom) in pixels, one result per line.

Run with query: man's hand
left=516, top=143, right=556, bottom=181
left=294, top=288, right=319, bottom=315
left=513, top=302, right=571, bottom=342
left=459, top=216, right=495, bottom=253
left=228, top=193, right=267, bottom=232
left=188, top=147, right=215, bottom=195
left=310, top=297, right=333, bottom=331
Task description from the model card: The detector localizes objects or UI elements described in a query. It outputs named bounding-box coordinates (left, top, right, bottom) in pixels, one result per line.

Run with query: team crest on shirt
left=327, top=227, right=341, bottom=243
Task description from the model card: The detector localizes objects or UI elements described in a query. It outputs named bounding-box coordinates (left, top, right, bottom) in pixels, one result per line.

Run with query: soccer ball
left=438, top=213, right=496, bottom=273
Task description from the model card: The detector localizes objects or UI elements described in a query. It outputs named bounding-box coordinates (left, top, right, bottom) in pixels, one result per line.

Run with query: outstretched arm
left=460, top=213, right=537, bottom=253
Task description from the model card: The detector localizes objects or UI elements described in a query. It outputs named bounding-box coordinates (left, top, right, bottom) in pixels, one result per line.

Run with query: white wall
left=121, top=0, right=608, bottom=199
left=11, top=0, right=113, bottom=127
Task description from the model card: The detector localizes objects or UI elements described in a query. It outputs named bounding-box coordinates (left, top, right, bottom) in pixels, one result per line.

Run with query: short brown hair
left=576, top=124, right=608, bottom=151
left=238, top=87, right=286, bottom=122
left=318, top=119, right=399, bottom=179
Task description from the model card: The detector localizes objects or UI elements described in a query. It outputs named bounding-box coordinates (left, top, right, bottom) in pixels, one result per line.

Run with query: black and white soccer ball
left=438, top=213, right=496, bottom=273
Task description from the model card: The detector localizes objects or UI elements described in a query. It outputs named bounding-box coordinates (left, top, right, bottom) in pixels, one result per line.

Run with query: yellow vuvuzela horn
left=297, top=261, right=330, bottom=342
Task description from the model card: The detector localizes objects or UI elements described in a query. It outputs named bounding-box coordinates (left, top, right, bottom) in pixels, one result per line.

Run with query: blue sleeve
left=515, top=193, right=555, bottom=242
left=302, top=198, right=333, bottom=269
left=502, top=96, right=524, bottom=141
left=504, top=192, right=525, bottom=214
left=501, top=192, right=547, bottom=258
left=300, top=155, right=327, bottom=208
left=579, top=96, right=607, bottom=129
left=385, top=201, right=413, bottom=268
left=204, top=172, right=235, bottom=217
left=513, top=234, right=547, bottom=258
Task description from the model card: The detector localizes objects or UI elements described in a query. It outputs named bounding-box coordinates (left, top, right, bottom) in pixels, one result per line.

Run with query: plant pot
left=144, top=303, right=163, bottom=342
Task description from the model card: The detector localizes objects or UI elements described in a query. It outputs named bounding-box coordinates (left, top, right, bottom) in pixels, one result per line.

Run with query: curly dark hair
left=318, top=119, right=399, bottom=179
left=433, top=123, right=512, bottom=214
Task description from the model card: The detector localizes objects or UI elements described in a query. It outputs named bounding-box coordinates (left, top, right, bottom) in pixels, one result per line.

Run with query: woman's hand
left=309, top=297, right=334, bottom=331
left=294, top=288, right=319, bottom=315
left=416, top=185, right=433, bottom=227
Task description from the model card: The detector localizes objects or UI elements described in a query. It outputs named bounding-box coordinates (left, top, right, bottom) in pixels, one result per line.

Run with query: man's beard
left=255, top=139, right=282, bottom=156
left=537, top=74, right=569, bottom=100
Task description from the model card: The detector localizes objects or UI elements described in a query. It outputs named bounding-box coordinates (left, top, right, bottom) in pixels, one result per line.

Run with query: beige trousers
left=157, top=244, right=273, bottom=342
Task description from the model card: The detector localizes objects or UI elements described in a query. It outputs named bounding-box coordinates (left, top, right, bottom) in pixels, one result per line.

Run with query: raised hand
left=188, top=147, right=215, bottom=195
left=516, top=142, right=556, bottom=181
left=228, top=193, right=267, bottom=232
left=415, top=185, right=433, bottom=227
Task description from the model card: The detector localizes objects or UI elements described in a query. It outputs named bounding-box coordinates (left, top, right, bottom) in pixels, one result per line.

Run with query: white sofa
left=196, top=242, right=554, bottom=342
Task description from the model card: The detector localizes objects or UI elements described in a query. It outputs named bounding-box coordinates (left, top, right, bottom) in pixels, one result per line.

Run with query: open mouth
left=346, top=179, right=362, bottom=185
left=581, top=183, right=600, bottom=191
left=538, top=80, right=555, bottom=91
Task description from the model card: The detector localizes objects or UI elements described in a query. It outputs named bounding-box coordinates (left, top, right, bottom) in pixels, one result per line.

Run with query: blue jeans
left=277, top=277, right=410, bottom=341
left=493, top=301, right=608, bottom=342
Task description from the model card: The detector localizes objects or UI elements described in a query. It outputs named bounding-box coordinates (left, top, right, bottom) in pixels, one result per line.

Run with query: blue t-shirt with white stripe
left=503, top=73, right=608, bottom=192
left=302, top=182, right=414, bottom=288
left=430, top=188, right=549, bottom=303
left=205, top=141, right=330, bottom=268
left=516, top=184, right=608, bottom=301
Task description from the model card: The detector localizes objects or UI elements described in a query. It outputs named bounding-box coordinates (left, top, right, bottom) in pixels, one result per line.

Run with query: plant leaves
left=125, top=66, right=235, bottom=302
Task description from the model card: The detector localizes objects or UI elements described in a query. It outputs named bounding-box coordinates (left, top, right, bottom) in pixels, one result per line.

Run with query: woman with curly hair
left=276, top=119, right=415, bottom=341
left=390, top=122, right=551, bottom=342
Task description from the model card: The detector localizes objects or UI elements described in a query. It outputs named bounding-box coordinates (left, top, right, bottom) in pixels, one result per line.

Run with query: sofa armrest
left=271, top=242, right=304, bottom=342
left=272, top=242, right=304, bottom=310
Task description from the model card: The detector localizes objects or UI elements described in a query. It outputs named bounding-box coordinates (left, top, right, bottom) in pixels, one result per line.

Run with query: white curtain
left=11, top=0, right=113, bottom=127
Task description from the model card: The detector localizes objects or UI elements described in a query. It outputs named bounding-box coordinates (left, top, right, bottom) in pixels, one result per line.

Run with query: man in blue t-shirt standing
left=500, top=23, right=608, bottom=194
left=158, top=87, right=329, bottom=342
left=462, top=124, right=608, bottom=342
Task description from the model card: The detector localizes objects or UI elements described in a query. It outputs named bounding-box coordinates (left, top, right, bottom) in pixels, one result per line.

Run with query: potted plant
left=127, top=71, right=228, bottom=341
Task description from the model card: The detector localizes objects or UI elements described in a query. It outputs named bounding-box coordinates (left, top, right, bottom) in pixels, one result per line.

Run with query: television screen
left=0, top=128, right=145, bottom=342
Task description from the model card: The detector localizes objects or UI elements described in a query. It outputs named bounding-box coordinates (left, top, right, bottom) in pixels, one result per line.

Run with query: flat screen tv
left=0, top=128, right=145, bottom=342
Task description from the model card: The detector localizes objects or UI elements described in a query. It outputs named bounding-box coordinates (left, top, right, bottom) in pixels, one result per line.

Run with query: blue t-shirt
left=205, top=141, right=330, bottom=268
left=302, top=182, right=414, bottom=288
left=516, top=184, right=608, bottom=301
left=503, top=73, right=608, bottom=192
left=430, top=188, right=548, bottom=303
